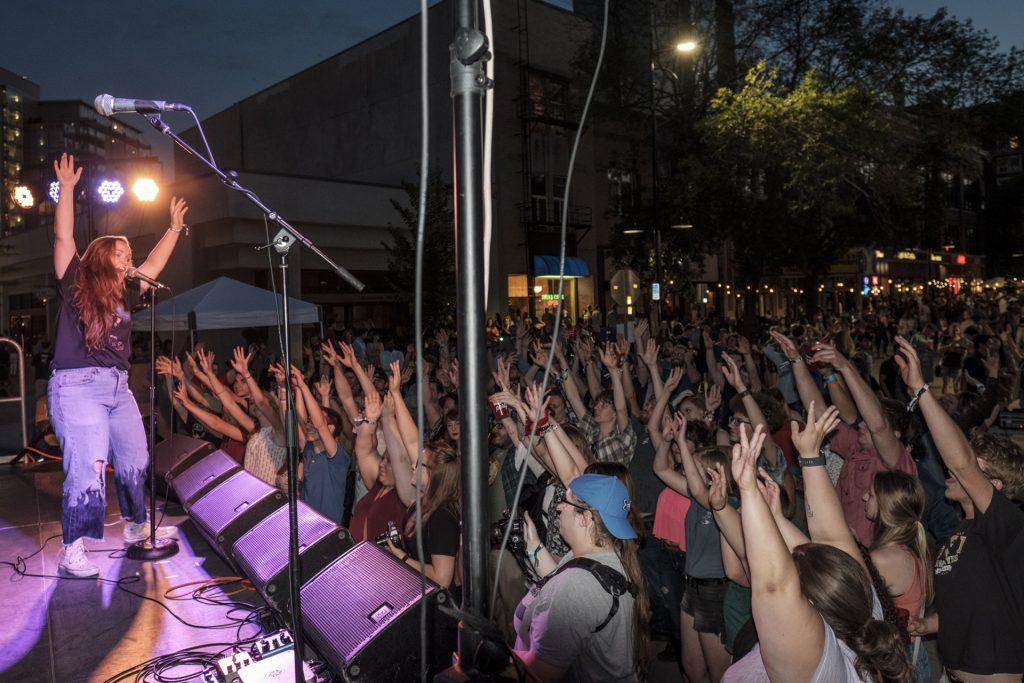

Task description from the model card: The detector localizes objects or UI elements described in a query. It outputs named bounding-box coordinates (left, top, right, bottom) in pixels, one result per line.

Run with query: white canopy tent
left=132, top=277, right=320, bottom=331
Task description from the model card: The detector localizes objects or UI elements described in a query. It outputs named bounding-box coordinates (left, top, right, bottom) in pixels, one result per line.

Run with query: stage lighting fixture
left=132, top=178, right=159, bottom=202
left=12, top=185, right=34, bottom=209
left=98, top=180, right=124, bottom=203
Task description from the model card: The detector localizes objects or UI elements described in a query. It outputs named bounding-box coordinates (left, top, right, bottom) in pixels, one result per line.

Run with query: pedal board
left=201, top=630, right=316, bottom=683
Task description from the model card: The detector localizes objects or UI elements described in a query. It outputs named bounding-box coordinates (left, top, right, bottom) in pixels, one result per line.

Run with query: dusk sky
left=1, top=0, right=1020, bottom=172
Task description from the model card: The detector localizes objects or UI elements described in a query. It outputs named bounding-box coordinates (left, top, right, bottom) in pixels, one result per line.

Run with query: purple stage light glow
left=97, top=180, right=124, bottom=204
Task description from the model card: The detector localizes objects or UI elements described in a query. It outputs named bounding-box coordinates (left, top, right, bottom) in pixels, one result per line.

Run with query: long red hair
left=71, top=236, right=130, bottom=352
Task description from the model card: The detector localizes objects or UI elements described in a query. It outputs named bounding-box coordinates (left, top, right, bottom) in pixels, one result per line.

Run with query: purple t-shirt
left=52, top=254, right=140, bottom=373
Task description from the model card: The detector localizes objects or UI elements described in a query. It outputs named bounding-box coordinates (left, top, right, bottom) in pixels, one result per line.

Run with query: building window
left=507, top=274, right=529, bottom=298
left=552, top=176, right=567, bottom=220
left=531, top=174, right=547, bottom=222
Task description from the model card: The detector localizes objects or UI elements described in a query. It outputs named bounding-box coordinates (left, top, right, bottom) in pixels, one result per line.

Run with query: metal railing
left=0, top=337, right=27, bottom=462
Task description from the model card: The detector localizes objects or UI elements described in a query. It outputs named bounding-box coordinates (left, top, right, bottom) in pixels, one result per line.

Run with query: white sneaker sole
left=58, top=563, right=99, bottom=578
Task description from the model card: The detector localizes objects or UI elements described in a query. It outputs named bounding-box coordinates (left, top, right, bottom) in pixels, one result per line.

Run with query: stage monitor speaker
left=153, top=434, right=216, bottom=497
left=230, top=501, right=353, bottom=615
left=167, top=448, right=242, bottom=509
left=188, top=470, right=286, bottom=559
left=299, top=541, right=458, bottom=681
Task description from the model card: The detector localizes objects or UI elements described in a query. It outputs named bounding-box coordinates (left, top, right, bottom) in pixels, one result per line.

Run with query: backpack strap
left=535, top=557, right=637, bottom=633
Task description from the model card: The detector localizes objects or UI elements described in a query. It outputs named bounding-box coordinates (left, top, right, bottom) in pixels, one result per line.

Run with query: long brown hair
left=578, top=500, right=651, bottom=679
left=406, top=440, right=460, bottom=534
left=792, top=543, right=913, bottom=683
left=870, top=471, right=932, bottom=607
left=71, top=236, right=130, bottom=352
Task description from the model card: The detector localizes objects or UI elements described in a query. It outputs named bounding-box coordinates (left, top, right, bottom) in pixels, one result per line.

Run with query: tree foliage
left=384, top=167, right=456, bottom=324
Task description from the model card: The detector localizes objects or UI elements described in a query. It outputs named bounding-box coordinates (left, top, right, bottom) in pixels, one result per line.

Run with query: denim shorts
left=680, top=576, right=727, bottom=635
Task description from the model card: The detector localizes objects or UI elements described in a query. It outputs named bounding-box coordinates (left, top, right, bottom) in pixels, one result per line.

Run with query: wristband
left=711, top=502, right=727, bottom=512
left=529, top=545, right=543, bottom=560
left=737, top=389, right=751, bottom=399
left=799, top=449, right=827, bottom=468
left=906, top=385, right=927, bottom=413
left=169, top=224, right=189, bottom=235
left=242, top=374, right=252, bottom=380
left=823, top=373, right=838, bottom=384
left=398, top=552, right=410, bottom=563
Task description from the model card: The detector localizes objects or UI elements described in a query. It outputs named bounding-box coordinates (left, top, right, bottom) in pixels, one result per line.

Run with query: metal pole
left=451, top=0, right=490, bottom=673
left=649, top=0, right=663, bottom=325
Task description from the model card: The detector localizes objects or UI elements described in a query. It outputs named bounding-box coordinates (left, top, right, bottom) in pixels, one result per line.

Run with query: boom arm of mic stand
left=141, top=113, right=365, bottom=292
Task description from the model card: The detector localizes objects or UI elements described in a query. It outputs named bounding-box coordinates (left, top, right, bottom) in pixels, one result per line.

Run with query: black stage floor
left=0, top=462, right=265, bottom=683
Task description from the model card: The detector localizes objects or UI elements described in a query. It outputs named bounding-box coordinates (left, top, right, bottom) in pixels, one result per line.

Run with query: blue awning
left=534, top=255, right=591, bottom=278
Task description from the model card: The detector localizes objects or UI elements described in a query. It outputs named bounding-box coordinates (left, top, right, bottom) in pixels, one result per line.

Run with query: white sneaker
left=123, top=518, right=179, bottom=544
left=58, top=539, right=99, bottom=577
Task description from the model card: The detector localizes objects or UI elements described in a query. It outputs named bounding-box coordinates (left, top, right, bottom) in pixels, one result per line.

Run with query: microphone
left=125, top=267, right=170, bottom=291
left=94, top=94, right=190, bottom=117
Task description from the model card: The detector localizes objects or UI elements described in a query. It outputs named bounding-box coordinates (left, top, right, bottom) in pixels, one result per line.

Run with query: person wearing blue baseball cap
left=513, top=473, right=650, bottom=681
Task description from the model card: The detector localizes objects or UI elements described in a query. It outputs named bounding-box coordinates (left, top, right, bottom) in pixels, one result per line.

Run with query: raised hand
left=388, top=360, right=403, bottom=394
left=893, top=336, right=926, bottom=393
left=197, top=347, right=216, bottom=375
left=769, top=330, right=800, bottom=361
left=400, top=362, right=414, bottom=386
left=720, top=353, right=747, bottom=392
left=448, top=364, right=459, bottom=389
left=54, top=153, right=82, bottom=188
left=664, top=366, right=684, bottom=393
left=705, top=384, right=722, bottom=414
left=671, top=411, right=688, bottom=445
left=791, top=401, right=841, bottom=457
left=809, top=341, right=849, bottom=372
left=634, top=319, right=650, bottom=342
left=731, top=423, right=766, bottom=492
left=268, top=362, right=286, bottom=385
left=314, top=376, right=333, bottom=400
left=155, top=356, right=174, bottom=376
left=170, top=197, right=189, bottom=230
left=171, top=357, right=185, bottom=381
left=321, top=341, right=340, bottom=367
left=337, top=342, right=357, bottom=369
left=639, top=338, right=660, bottom=367
left=363, top=389, right=383, bottom=422
left=383, top=391, right=396, bottom=415
left=230, top=346, right=253, bottom=376
left=707, top=462, right=729, bottom=511
left=736, top=335, right=752, bottom=355
left=172, top=382, right=191, bottom=407
left=599, top=342, right=618, bottom=370
left=524, top=383, right=549, bottom=424
left=756, top=466, right=783, bottom=518
left=492, top=355, right=511, bottom=392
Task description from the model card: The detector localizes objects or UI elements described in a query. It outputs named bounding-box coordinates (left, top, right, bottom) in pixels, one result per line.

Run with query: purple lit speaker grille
left=189, top=471, right=277, bottom=537
left=169, top=449, right=238, bottom=505
left=232, top=502, right=337, bottom=589
left=300, top=541, right=437, bottom=666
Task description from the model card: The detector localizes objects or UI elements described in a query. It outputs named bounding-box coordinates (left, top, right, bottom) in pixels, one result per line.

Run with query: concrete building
left=174, top=0, right=649, bottom=327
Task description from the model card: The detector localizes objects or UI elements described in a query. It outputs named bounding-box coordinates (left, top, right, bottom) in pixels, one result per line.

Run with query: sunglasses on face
left=729, top=415, right=751, bottom=426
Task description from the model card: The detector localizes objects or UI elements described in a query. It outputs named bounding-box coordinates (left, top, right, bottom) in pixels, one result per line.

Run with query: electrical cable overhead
left=490, top=0, right=612, bottom=617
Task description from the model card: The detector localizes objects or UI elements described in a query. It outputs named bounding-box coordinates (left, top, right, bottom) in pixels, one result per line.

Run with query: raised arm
left=156, top=356, right=189, bottom=423
left=736, top=336, right=763, bottom=393
left=812, top=342, right=903, bottom=469
left=638, top=338, right=664, bottom=399
left=173, top=382, right=245, bottom=442
left=676, top=416, right=711, bottom=509
left=353, top=388, right=382, bottom=489
left=382, top=394, right=416, bottom=506
left=722, top=352, right=779, bottom=465
left=292, top=362, right=335, bottom=458
left=230, top=346, right=284, bottom=434
left=770, top=331, right=829, bottom=416
left=647, top=367, right=683, bottom=451
left=733, top=425, right=825, bottom=683
left=53, top=154, right=82, bottom=279
left=793, top=402, right=865, bottom=570
left=197, top=349, right=256, bottom=434
left=135, top=197, right=188, bottom=285
left=703, top=329, right=725, bottom=388
left=322, top=341, right=361, bottom=423
left=652, top=422, right=689, bottom=497
left=599, top=343, right=630, bottom=431
left=387, top=360, right=421, bottom=462
left=894, top=336, right=995, bottom=514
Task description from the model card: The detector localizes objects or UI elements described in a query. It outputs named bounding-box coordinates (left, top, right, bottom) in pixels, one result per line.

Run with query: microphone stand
left=139, top=113, right=364, bottom=683
left=126, top=285, right=179, bottom=561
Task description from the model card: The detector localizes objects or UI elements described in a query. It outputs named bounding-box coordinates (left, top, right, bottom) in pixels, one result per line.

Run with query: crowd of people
left=28, top=154, right=1024, bottom=682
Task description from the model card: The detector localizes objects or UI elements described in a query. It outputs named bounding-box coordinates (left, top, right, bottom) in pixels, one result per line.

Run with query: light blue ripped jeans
left=48, top=367, right=148, bottom=544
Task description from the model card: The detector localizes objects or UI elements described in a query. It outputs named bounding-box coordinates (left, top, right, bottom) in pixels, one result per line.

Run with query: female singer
left=49, top=153, right=188, bottom=576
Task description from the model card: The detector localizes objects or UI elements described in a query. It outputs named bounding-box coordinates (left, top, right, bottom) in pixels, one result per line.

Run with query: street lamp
left=676, top=40, right=698, bottom=53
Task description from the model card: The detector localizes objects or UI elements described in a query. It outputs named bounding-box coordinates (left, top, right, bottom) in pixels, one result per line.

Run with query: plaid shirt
left=575, top=412, right=638, bottom=465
